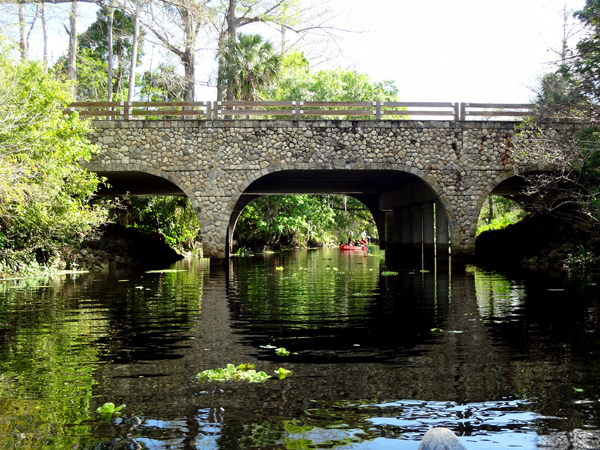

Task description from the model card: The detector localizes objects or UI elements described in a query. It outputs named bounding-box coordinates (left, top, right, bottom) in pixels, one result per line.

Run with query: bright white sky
left=31, top=0, right=586, bottom=103
left=322, top=0, right=586, bottom=103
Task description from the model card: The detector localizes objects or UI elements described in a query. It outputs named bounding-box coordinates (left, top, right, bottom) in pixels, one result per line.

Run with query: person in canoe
left=360, top=231, right=368, bottom=246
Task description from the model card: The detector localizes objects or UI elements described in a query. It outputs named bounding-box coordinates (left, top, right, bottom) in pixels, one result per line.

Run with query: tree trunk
left=19, top=3, right=27, bottom=60
left=215, top=0, right=238, bottom=102
left=42, top=2, right=48, bottom=68
left=67, top=0, right=78, bottom=89
left=127, top=0, right=142, bottom=104
left=182, top=50, right=195, bottom=102
left=216, top=31, right=226, bottom=101
left=107, top=0, right=114, bottom=103
left=224, top=0, right=237, bottom=102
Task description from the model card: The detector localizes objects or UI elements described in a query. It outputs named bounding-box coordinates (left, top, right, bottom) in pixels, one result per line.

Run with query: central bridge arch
left=226, top=168, right=453, bottom=263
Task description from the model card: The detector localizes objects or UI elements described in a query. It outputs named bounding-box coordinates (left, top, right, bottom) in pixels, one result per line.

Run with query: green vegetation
left=218, top=33, right=281, bottom=102
left=55, top=6, right=143, bottom=102
left=263, top=51, right=400, bottom=119
left=0, top=42, right=108, bottom=275
left=234, top=194, right=378, bottom=252
left=477, top=196, right=527, bottom=235
left=112, top=196, right=202, bottom=255
left=276, top=347, right=290, bottom=356
left=96, top=402, right=126, bottom=419
left=381, top=271, right=398, bottom=276
left=197, top=363, right=292, bottom=383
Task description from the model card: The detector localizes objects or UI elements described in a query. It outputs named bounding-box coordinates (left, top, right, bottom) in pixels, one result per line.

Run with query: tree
left=217, top=32, right=281, bottom=101
left=213, top=0, right=342, bottom=101
left=77, top=5, right=144, bottom=100
left=127, top=0, right=143, bottom=103
left=262, top=52, right=400, bottom=119
left=139, top=62, right=187, bottom=101
left=143, top=0, right=211, bottom=102
left=0, top=43, right=108, bottom=272
left=569, top=0, right=600, bottom=104
left=513, top=2, right=600, bottom=241
left=263, top=53, right=399, bottom=104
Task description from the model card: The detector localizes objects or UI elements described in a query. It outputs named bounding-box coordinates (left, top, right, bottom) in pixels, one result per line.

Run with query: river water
left=0, top=247, right=599, bottom=449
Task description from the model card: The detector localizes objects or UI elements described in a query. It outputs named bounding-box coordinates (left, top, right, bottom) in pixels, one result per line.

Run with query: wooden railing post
left=215, top=101, right=221, bottom=120
left=375, top=101, right=381, bottom=120
left=123, top=101, right=130, bottom=121
left=453, top=102, right=459, bottom=121
left=294, top=101, right=301, bottom=120
left=206, top=101, right=212, bottom=120
left=460, top=103, right=467, bottom=121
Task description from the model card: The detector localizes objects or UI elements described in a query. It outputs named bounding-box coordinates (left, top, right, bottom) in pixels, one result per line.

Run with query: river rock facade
left=86, top=119, right=543, bottom=259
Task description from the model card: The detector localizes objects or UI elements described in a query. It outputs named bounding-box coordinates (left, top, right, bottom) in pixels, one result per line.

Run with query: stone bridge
left=84, top=118, right=556, bottom=261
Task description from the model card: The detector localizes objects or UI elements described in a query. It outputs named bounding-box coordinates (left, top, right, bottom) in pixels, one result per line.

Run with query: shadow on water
left=0, top=249, right=599, bottom=448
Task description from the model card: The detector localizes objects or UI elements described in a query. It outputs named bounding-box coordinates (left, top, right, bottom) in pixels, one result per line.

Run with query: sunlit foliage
left=0, top=42, right=108, bottom=273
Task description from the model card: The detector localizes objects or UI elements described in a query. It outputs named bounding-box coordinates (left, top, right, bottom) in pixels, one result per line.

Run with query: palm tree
left=218, top=33, right=281, bottom=101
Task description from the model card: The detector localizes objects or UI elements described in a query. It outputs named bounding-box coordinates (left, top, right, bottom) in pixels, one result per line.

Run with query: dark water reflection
left=0, top=248, right=599, bottom=449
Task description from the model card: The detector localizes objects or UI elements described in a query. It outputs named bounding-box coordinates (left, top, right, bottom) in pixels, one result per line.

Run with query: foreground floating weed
left=276, top=368, right=293, bottom=379
left=276, top=347, right=290, bottom=356
left=381, top=271, right=398, bottom=276
left=96, top=402, right=126, bottom=420
left=197, top=363, right=293, bottom=383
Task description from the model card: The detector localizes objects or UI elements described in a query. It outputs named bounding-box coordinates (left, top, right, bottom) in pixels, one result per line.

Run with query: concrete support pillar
left=410, top=205, right=423, bottom=264
left=436, top=200, right=450, bottom=262
left=410, top=205, right=422, bottom=244
left=423, top=202, right=435, bottom=264
left=400, top=206, right=411, bottom=244
left=393, top=209, right=402, bottom=244
left=384, top=211, right=395, bottom=249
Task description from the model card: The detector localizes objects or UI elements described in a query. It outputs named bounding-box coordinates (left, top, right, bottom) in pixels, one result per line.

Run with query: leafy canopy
left=0, top=42, right=107, bottom=271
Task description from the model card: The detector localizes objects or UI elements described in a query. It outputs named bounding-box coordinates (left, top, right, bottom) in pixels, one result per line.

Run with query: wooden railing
left=64, top=101, right=538, bottom=121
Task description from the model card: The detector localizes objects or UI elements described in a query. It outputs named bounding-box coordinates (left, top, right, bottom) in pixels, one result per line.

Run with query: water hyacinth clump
left=197, top=363, right=293, bottom=383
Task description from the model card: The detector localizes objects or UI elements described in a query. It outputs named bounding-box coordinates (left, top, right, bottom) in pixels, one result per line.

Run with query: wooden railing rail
left=64, top=101, right=542, bottom=121
left=462, top=103, right=537, bottom=120
left=64, top=101, right=213, bottom=120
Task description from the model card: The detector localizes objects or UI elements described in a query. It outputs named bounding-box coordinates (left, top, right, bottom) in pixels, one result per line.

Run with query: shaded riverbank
left=476, top=214, right=600, bottom=272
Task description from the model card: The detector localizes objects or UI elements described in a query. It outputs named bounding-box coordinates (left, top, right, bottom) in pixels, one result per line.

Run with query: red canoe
left=340, top=244, right=369, bottom=251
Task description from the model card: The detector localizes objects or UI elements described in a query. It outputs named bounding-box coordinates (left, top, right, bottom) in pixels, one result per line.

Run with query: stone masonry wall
left=86, top=119, right=528, bottom=259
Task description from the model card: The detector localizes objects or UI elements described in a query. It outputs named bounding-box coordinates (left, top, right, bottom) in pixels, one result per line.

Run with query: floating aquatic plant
left=96, top=402, right=126, bottom=419
left=197, top=363, right=270, bottom=383
left=197, top=363, right=293, bottom=383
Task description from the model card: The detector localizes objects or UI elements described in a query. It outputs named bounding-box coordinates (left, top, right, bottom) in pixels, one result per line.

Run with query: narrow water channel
left=0, top=248, right=599, bottom=449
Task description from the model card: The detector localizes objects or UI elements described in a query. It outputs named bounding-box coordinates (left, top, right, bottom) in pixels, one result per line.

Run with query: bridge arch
left=223, top=163, right=455, bottom=262
left=472, top=163, right=556, bottom=236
